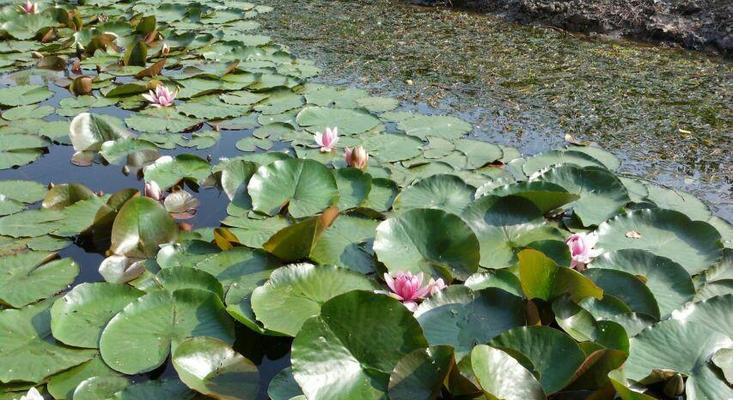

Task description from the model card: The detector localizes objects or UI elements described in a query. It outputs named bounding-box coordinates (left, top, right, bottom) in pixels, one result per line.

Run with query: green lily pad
left=0, top=299, right=95, bottom=383
left=414, top=286, right=526, bottom=357
left=624, top=319, right=733, bottom=400
left=333, top=168, right=372, bottom=210
left=470, top=345, right=546, bottom=400
left=73, top=376, right=130, bottom=400
left=522, top=149, right=606, bottom=175
left=374, top=208, right=480, bottom=280
left=489, top=326, right=586, bottom=393
left=583, top=268, right=660, bottom=320
left=596, top=208, right=723, bottom=275
left=110, top=196, right=178, bottom=258
left=143, top=154, right=211, bottom=190
left=0, top=85, right=53, bottom=107
left=0, top=251, right=78, bottom=308
left=47, top=355, right=121, bottom=400
left=51, top=282, right=145, bottom=348
left=398, top=115, right=472, bottom=139
left=535, top=164, right=630, bottom=226
left=461, top=195, right=555, bottom=268
left=309, top=215, right=379, bottom=274
left=296, top=106, right=380, bottom=135
left=291, top=291, right=428, bottom=400
left=394, top=174, right=475, bottom=215
left=248, top=158, right=338, bottom=218
left=99, top=288, right=235, bottom=375
left=251, top=263, right=379, bottom=336
left=172, top=337, right=259, bottom=399
left=0, top=208, right=63, bottom=238
left=363, top=134, right=423, bottom=163
left=518, top=248, right=603, bottom=302
left=388, top=346, right=454, bottom=400
left=589, top=249, right=694, bottom=317
left=480, top=181, right=580, bottom=213
left=644, top=184, right=712, bottom=221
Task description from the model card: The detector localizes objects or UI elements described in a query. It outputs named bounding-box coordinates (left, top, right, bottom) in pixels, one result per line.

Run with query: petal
left=384, top=273, right=396, bottom=292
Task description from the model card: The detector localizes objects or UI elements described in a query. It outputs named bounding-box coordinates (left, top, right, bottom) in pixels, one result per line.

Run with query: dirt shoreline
left=413, top=0, right=733, bottom=55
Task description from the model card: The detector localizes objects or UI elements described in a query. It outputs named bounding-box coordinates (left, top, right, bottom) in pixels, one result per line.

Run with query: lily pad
left=0, top=251, right=78, bottom=308
left=394, top=174, right=475, bottom=215
left=374, top=208, right=480, bottom=280
left=470, top=345, right=545, bottom=400
left=291, top=291, right=428, bottom=400
left=110, top=196, right=178, bottom=258
left=596, top=208, right=723, bottom=275
left=414, top=286, right=526, bottom=357
left=51, top=282, right=145, bottom=348
left=99, top=288, right=235, bottom=375
left=248, top=158, right=338, bottom=218
left=0, top=85, right=53, bottom=107
left=398, top=115, right=472, bottom=139
left=143, top=154, right=211, bottom=190
left=251, top=263, right=379, bottom=336
left=0, top=299, right=95, bottom=383
left=296, top=106, right=380, bottom=135
left=172, top=337, right=259, bottom=400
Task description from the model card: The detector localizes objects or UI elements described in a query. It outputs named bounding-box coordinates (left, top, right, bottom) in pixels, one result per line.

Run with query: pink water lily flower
left=566, top=232, right=601, bottom=271
left=19, top=0, right=38, bottom=14
left=314, top=127, right=339, bottom=152
left=345, top=145, right=368, bottom=170
left=384, top=272, right=446, bottom=311
left=143, top=181, right=162, bottom=201
left=142, top=85, right=177, bottom=108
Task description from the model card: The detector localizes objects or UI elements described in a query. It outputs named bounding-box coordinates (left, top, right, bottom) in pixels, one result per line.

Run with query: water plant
left=0, top=0, right=731, bottom=399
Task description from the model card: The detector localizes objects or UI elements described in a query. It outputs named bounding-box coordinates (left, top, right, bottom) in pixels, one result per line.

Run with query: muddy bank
left=418, top=0, right=733, bottom=54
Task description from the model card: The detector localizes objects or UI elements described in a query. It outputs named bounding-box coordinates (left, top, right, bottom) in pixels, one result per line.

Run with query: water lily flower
left=384, top=271, right=446, bottom=311
left=19, top=0, right=38, bottom=14
left=163, top=190, right=199, bottom=220
left=345, top=145, right=369, bottom=170
left=566, top=232, right=601, bottom=271
left=142, top=85, right=177, bottom=108
left=161, top=42, right=170, bottom=56
left=144, top=181, right=163, bottom=201
left=314, top=127, right=339, bottom=152
left=15, top=387, right=43, bottom=400
left=427, top=277, right=447, bottom=295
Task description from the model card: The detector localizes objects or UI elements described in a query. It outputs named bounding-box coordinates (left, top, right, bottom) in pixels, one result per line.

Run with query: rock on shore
left=412, top=0, right=732, bottom=54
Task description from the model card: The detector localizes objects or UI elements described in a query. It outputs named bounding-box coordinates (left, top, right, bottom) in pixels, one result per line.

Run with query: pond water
left=0, top=0, right=730, bottom=398
left=260, top=0, right=733, bottom=221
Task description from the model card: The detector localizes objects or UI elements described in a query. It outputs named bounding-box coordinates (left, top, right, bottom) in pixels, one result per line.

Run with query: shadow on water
left=259, top=0, right=733, bottom=221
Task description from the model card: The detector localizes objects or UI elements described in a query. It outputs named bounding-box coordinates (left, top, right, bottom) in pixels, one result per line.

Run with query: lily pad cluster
left=0, top=0, right=732, bottom=400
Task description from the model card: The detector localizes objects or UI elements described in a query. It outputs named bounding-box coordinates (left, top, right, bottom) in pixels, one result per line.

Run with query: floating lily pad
left=470, top=345, right=546, bottom=400
left=0, top=299, right=95, bottom=383
left=388, top=346, right=454, bottom=400
left=51, top=282, right=145, bottom=348
left=248, top=158, right=338, bottom=218
left=296, top=106, right=380, bottom=135
left=291, top=291, right=428, bottom=400
left=252, top=263, right=378, bottom=336
left=0, top=251, right=78, bottom=308
left=624, top=319, right=733, bottom=400
left=110, top=196, right=178, bottom=258
left=99, top=288, right=235, bottom=375
left=172, top=337, right=259, bottom=400
left=374, top=208, right=480, bottom=280
left=394, top=174, right=475, bottom=215
left=489, top=326, right=586, bottom=393
left=0, top=85, right=53, bottom=107
left=415, top=286, right=526, bottom=357
left=143, top=154, right=211, bottom=190
left=596, top=208, right=723, bottom=275
left=535, top=164, right=630, bottom=226
left=589, top=249, right=694, bottom=317
left=398, top=115, right=472, bottom=139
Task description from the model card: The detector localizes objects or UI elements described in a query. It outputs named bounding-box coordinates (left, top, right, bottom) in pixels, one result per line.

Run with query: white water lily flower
left=15, top=387, right=43, bottom=400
